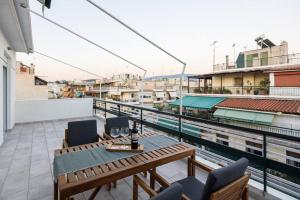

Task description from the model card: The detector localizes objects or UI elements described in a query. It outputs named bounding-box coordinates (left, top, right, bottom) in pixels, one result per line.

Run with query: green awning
left=214, top=108, right=274, bottom=125
left=170, top=96, right=226, bottom=110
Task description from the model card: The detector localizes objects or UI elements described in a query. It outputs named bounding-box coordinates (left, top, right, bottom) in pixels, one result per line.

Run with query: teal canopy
left=170, top=96, right=226, bottom=110
left=214, top=108, right=274, bottom=125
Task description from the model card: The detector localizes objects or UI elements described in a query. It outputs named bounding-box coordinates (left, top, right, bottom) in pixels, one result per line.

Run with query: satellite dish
left=36, top=0, right=51, bottom=9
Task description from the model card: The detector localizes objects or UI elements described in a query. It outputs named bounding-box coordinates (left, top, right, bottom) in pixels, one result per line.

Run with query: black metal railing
left=93, top=99, right=300, bottom=198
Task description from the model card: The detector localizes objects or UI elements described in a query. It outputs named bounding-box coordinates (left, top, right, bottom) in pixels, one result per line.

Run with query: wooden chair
left=134, top=158, right=250, bottom=200
left=133, top=175, right=183, bottom=200
left=105, top=116, right=148, bottom=177
left=104, top=116, right=129, bottom=138
left=62, top=120, right=104, bottom=148
left=62, top=119, right=116, bottom=190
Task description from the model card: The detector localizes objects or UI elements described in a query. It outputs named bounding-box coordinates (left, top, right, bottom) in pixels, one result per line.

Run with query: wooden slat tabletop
left=54, top=133, right=195, bottom=200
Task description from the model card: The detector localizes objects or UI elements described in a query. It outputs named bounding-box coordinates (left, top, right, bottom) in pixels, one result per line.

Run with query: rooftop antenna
left=232, top=43, right=236, bottom=63
left=209, top=41, right=217, bottom=67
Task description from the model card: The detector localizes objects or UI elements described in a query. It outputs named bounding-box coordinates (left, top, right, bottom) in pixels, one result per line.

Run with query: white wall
left=16, top=74, right=48, bottom=100
left=273, top=114, right=300, bottom=130
left=15, top=98, right=93, bottom=123
left=0, top=29, right=17, bottom=146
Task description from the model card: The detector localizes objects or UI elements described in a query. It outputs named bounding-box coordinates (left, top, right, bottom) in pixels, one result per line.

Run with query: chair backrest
left=105, top=116, right=129, bottom=136
left=67, top=120, right=98, bottom=147
left=150, top=183, right=183, bottom=200
left=201, top=158, right=249, bottom=200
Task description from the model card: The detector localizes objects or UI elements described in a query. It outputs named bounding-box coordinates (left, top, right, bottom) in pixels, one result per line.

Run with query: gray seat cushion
left=105, top=116, right=129, bottom=136
left=67, top=120, right=98, bottom=147
left=176, top=176, right=205, bottom=200
left=200, top=158, right=249, bottom=200
left=150, top=182, right=183, bottom=200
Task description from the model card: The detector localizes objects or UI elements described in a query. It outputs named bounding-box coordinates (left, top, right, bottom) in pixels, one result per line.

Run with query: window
left=286, top=151, right=300, bottom=168
left=246, top=140, right=262, bottom=156
left=260, top=52, right=268, bottom=66
left=246, top=53, right=259, bottom=67
left=216, top=133, right=229, bottom=146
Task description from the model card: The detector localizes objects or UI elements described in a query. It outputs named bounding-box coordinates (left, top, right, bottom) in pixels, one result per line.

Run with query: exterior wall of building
left=272, top=114, right=300, bottom=130
left=244, top=42, right=288, bottom=67
left=16, top=73, right=48, bottom=100
left=0, top=29, right=17, bottom=145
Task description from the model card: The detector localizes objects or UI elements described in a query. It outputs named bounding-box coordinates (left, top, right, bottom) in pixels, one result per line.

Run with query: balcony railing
left=93, top=99, right=300, bottom=199
left=192, top=86, right=300, bottom=96
left=213, top=53, right=300, bottom=72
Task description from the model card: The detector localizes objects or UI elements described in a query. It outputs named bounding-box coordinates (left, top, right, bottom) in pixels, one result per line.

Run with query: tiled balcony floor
left=0, top=117, right=275, bottom=200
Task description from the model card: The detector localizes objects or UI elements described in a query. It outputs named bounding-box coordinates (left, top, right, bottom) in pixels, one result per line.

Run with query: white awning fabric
left=155, top=92, right=164, bottom=98
left=169, top=91, right=177, bottom=98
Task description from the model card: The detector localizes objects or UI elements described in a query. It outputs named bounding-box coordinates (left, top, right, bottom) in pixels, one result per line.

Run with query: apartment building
left=86, top=74, right=140, bottom=105
left=16, top=62, right=48, bottom=100
left=141, top=74, right=198, bottom=105
left=188, top=38, right=300, bottom=96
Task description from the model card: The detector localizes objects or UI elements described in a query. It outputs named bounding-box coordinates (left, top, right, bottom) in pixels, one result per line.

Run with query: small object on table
left=131, top=121, right=139, bottom=149
left=106, top=143, right=144, bottom=153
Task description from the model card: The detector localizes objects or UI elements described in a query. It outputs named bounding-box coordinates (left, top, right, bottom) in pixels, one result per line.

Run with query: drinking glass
left=120, top=127, right=129, bottom=137
left=110, top=128, right=120, bottom=138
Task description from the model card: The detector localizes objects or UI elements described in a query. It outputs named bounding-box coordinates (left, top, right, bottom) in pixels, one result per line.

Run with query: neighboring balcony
left=192, top=86, right=300, bottom=96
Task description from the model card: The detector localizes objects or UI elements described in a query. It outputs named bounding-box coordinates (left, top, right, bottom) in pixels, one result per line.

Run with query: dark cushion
left=200, top=158, right=249, bottom=200
left=150, top=182, right=183, bottom=200
left=67, top=120, right=98, bottom=147
left=176, top=176, right=204, bottom=200
left=105, top=116, right=129, bottom=136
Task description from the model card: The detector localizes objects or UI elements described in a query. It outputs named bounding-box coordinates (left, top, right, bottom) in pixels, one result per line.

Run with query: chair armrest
left=188, top=158, right=214, bottom=172
left=150, top=170, right=171, bottom=188
left=97, top=133, right=105, bottom=141
left=103, top=132, right=113, bottom=140
left=133, top=175, right=157, bottom=200
left=149, top=170, right=190, bottom=200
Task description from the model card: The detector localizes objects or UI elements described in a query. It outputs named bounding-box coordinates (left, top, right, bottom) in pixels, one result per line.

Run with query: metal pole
left=140, top=109, right=143, bottom=134
left=85, top=0, right=187, bottom=116
left=85, top=0, right=186, bottom=65
left=263, top=134, right=267, bottom=193
left=140, top=70, right=147, bottom=106
left=179, top=63, right=187, bottom=116
left=20, top=5, right=147, bottom=73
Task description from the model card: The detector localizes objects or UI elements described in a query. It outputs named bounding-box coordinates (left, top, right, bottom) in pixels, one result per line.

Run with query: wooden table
left=54, top=133, right=196, bottom=200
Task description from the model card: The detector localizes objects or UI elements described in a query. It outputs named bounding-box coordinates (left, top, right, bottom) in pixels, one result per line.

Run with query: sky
left=17, top=0, right=300, bottom=81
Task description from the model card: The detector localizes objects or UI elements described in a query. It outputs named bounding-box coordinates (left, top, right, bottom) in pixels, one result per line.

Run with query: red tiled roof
left=216, top=98, right=300, bottom=115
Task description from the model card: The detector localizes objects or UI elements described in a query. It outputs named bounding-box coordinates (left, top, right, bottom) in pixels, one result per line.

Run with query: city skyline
left=18, top=0, right=300, bottom=81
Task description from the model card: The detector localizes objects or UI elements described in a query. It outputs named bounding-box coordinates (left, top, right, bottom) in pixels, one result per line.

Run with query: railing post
left=118, top=104, right=121, bottom=116
left=179, top=116, right=182, bottom=142
left=104, top=102, right=107, bottom=118
left=140, top=109, right=143, bottom=134
left=263, top=133, right=267, bottom=193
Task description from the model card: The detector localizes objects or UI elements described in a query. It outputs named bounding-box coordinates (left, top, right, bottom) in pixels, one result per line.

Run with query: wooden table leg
left=54, top=181, right=58, bottom=200
left=188, top=151, right=196, bottom=176
left=88, top=186, right=102, bottom=200
left=150, top=168, right=156, bottom=190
